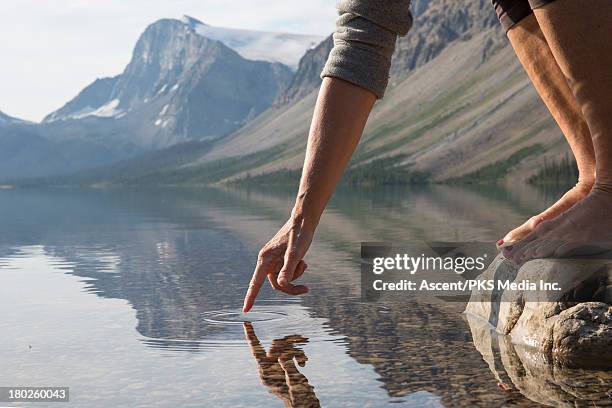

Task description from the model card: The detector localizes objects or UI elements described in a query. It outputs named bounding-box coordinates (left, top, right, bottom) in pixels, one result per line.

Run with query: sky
left=0, top=1, right=337, bottom=122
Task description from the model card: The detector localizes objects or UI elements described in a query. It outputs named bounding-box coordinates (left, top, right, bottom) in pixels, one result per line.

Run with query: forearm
left=291, top=1, right=413, bottom=227
left=292, top=77, right=376, bottom=227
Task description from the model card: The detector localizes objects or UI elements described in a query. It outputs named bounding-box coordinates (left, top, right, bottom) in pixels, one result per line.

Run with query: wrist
left=291, top=202, right=321, bottom=231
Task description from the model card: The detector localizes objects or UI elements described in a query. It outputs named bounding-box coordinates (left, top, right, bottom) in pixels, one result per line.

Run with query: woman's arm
left=279, top=77, right=376, bottom=282
left=243, top=0, right=413, bottom=312
left=243, top=77, right=376, bottom=312
left=295, top=77, right=377, bottom=223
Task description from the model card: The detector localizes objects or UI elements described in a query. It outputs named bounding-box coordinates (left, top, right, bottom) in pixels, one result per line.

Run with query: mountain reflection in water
left=0, top=186, right=608, bottom=407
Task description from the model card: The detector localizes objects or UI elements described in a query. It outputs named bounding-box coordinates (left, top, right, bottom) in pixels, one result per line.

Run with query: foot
left=498, top=180, right=593, bottom=247
left=502, top=187, right=612, bottom=265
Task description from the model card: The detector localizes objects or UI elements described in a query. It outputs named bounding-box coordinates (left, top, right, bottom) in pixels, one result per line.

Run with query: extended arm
left=292, top=77, right=376, bottom=232
left=243, top=78, right=375, bottom=312
left=243, top=0, right=413, bottom=312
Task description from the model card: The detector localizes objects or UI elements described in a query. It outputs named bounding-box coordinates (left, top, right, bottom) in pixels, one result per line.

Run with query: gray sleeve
left=321, top=0, right=413, bottom=98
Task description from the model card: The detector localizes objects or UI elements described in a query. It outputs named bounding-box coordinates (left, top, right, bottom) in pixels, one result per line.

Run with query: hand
left=243, top=214, right=314, bottom=312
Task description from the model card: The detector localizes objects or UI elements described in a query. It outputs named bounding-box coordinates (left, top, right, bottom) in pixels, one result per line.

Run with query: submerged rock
left=466, top=313, right=612, bottom=407
left=552, top=302, right=611, bottom=365
left=465, top=254, right=612, bottom=368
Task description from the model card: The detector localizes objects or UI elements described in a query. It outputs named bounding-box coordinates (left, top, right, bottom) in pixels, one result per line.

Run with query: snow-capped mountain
left=44, top=16, right=319, bottom=125
left=180, top=16, right=323, bottom=69
left=42, top=17, right=293, bottom=148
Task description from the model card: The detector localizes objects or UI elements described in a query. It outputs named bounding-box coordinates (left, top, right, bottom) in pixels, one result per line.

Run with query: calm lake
left=0, top=185, right=609, bottom=407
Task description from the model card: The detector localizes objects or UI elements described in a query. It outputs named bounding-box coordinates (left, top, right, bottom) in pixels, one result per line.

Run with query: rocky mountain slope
left=73, top=0, right=567, bottom=187
left=273, top=36, right=333, bottom=106
left=277, top=0, right=500, bottom=107
left=390, top=0, right=499, bottom=76
left=196, top=29, right=559, bottom=184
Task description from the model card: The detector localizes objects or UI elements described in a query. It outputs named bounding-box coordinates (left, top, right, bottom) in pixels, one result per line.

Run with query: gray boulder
left=465, top=254, right=612, bottom=368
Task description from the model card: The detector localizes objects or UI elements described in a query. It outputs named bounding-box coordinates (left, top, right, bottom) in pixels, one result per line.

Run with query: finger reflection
left=244, top=322, right=320, bottom=408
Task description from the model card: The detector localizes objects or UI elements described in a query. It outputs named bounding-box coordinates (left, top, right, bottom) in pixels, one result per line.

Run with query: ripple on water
left=201, top=310, right=288, bottom=325
left=140, top=303, right=344, bottom=353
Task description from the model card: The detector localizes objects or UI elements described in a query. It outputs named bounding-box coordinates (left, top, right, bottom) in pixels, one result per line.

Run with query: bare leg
left=503, top=0, right=612, bottom=264
left=500, top=14, right=595, bottom=246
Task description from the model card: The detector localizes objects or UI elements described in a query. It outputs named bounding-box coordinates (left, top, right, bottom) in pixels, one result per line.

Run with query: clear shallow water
left=0, top=186, right=609, bottom=407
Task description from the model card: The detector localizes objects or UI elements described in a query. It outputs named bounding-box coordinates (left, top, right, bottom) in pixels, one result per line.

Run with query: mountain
left=390, top=0, right=499, bottom=76
left=273, top=36, right=333, bottom=106
left=0, top=111, right=118, bottom=180
left=270, top=1, right=501, bottom=109
left=43, top=76, right=120, bottom=122
left=43, top=18, right=293, bottom=147
left=0, top=125, right=126, bottom=181
left=0, top=17, right=307, bottom=181
left=0, top=111, right=28, bottom=125
left=67, top=0, right=569, bottom=187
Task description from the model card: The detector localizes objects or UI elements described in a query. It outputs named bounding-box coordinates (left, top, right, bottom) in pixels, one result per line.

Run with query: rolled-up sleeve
left=321, top=0, right=413, bottom=98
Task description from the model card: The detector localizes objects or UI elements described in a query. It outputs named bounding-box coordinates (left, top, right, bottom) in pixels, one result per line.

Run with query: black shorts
left=492, top=0, right=558, bottom=32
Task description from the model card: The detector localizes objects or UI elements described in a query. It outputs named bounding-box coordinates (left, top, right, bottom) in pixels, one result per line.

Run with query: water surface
left=0, top=186, right=609, bottom=407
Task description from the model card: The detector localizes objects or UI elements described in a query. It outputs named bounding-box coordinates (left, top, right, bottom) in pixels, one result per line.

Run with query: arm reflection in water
left=243, top=322, right=321, bottom=408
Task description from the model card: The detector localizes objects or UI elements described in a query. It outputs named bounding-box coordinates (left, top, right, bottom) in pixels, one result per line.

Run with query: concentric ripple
left=140, top=303, right=345, bottom=352
left=201, top=309, right=288, bottom=325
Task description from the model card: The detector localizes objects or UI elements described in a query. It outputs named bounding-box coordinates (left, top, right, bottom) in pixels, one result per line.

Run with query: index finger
left=243, top=260, right=271, bottom=313
left=243, top=322, right=266, bottom=362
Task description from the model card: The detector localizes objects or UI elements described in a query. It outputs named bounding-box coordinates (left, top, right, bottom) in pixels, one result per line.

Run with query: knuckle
left=258, top=246, right=284, bottom=267
left=257, top=247, right=272, bottom=262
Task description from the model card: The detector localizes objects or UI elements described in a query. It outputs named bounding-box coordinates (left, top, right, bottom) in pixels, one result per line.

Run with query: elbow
left=320, top=14, right=398, bottom=99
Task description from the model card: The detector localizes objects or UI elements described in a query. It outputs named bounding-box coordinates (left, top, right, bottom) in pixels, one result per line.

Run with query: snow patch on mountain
left=180, top=15, right=323, bottom=69
left=156, top=84, right=168, bottom=95
left=57, top=99, right=124, bottom=120
left=89, top=99, right=122, bottom=118
left=159, top=104, right=169, bottom=116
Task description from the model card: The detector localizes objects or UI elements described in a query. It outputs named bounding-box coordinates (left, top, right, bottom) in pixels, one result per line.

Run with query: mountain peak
left=180, top=15, right=206, bottom=28
left=144, top=15, right=322, bottom=69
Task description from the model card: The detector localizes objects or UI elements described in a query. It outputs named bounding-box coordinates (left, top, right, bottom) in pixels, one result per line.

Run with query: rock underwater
left=464, top=253, right=612, bottom=368
left=465, top=312, right=612, bottom=407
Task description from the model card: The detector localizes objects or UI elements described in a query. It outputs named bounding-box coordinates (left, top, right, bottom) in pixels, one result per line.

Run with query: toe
left=504, top=219, right=560, bottom=264
left=500, top=245, right=514, bottom=260
left=503, top=240, right=530, bottom=265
